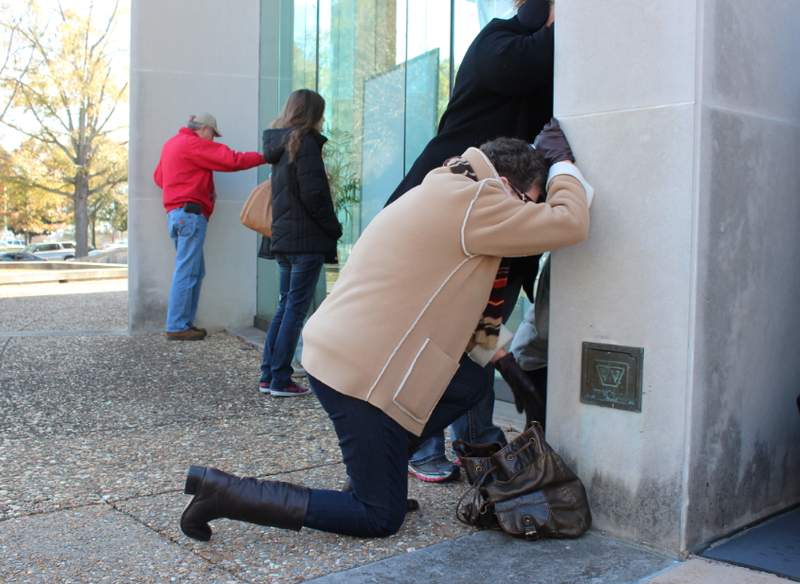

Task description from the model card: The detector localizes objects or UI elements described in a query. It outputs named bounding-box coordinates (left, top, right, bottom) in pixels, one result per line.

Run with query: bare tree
left=0, top=0, right=37, bottom=122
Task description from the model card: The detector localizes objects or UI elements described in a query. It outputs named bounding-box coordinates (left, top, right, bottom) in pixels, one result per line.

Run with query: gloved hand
left=533, top=117, right=575, bottom=166
left=494, top=352, right=546, bottom=428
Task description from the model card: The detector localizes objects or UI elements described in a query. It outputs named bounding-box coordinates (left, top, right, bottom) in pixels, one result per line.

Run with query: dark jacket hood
left=262, top=127, right=327, bottom=164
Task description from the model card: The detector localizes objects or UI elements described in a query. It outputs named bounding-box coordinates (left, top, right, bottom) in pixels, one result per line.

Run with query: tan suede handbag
left=454, top=422, right=592, bottom=540
left=240, top=179, right=273, bottom=237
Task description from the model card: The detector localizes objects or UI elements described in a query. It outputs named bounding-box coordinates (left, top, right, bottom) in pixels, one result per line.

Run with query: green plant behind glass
left=323, top=128, right=361, bottom=221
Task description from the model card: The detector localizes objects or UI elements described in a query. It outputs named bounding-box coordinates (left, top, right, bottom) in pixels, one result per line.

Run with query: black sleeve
left=262, top=129, right=282, bottom=164
left=474, top=24, right=554, bottom=97
left=295, top=139, right=343, bottom=240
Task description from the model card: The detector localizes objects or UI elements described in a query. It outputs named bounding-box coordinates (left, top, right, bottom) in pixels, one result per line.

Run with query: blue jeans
left=409, top=364, right=507, bottom=464
left=449, top=370, right=508, bottom=445
left=303, top=353, right=488, bottom=537
left=166, top=209, right=207, bottom=332
left=260, top=252, right=325, bottom=389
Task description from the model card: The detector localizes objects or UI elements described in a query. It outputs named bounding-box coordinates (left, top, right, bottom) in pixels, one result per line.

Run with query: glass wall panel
left=403, top=49, right=439, bottom=174
left=360, top=49, right=439, bottom=230
left=293, top=0, right=320, bottom=91
left=361, top=62, right=406, bottom=231
left=257, top=0, right=294, bottom=322
left=259, top=0, right=531, bottom=323
left=399, top=0, right=451, bottom=121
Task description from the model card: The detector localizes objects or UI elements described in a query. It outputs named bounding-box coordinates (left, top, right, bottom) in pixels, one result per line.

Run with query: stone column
left=129, top=0, right=263, bottom=332
left=548, top=0, right=800, bottom=556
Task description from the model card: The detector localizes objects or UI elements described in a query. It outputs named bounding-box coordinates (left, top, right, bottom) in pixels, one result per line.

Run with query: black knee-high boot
left=180, top=465, right=310, bottom=541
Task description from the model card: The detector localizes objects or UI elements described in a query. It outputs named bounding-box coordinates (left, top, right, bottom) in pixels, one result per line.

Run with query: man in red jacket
left=154, top=113, right=266, bottom=340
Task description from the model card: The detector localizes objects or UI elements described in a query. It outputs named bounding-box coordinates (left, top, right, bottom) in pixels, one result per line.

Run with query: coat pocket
left=392, top=339, right=460, bottom=425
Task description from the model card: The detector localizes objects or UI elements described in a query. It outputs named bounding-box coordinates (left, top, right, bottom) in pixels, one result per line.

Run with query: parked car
left=21, top=241, right=76, bottom=261
left=1, top=239, right=25, bottom=251
left=0, top=251, right=47, bottom=261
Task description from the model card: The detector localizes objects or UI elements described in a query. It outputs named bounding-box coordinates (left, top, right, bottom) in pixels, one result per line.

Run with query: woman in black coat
left=258, top=89, right=342, bottom=397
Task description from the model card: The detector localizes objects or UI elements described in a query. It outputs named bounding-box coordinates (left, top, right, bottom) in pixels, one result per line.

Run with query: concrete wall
left=129, top=0, right=263, bottom=332
left=686, top=0, right=800, bottom=547
left=548, top=0, right=800, bottom=557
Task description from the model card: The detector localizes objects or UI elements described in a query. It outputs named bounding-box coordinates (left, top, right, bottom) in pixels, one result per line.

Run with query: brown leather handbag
left=240, top=179, right=273, bottom=237
left=453, top=422, right=592, bottom=540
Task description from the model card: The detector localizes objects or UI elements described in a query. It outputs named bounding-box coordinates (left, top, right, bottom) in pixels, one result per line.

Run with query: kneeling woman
left=180, top=129, right=593, bottom=540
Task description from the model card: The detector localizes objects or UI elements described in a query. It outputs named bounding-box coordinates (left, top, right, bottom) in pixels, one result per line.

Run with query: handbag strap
left=455, top=482, right=494, bottom=526
left=499, top=432, right=538, bottom=461
left=454, top=462, right=497, bottom=525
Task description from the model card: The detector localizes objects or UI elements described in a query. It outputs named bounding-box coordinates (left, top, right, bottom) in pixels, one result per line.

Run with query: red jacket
left=154, top=127, right=266, bottom=219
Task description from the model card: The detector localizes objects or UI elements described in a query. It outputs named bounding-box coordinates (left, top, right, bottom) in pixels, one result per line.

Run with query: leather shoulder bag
left=453, top=422, right=592, bottom=540
left=240, top=178, right=272, bottom=237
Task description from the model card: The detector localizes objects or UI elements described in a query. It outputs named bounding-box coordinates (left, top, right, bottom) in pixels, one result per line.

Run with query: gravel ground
left=0, top=280, right=486, bottom=583
left=0, top=280, right=128, bottom=331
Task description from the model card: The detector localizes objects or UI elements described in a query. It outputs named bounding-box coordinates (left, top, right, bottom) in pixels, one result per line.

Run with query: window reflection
left=269, top=0, right=524, bottom=318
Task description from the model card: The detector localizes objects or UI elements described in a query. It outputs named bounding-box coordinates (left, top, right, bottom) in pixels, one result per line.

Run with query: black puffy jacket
left=385, top=18, right=553, bottom=206
left=259, top=128, right=342, bottom=258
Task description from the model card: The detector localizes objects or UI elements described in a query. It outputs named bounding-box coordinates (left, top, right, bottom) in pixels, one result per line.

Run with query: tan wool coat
left=302, top=147, right=591, bottom=435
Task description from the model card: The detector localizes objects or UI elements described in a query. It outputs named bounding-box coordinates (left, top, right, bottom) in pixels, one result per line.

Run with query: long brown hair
left=513, top=0, right=554, bottom=9
left=270, top=89, right=326, bottom=162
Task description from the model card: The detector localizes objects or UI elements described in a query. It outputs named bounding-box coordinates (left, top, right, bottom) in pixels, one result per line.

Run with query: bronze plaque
left=581, top=342, right=643, bottom=412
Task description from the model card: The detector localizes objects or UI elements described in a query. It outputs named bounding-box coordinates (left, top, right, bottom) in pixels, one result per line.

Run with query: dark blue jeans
left=410, top=364, right=506, bottom=463
left=260, top=252, right=325, bottom=389
left=410, top=275, right=524, bottom=463
left=303, top=354, right=489, bottom=537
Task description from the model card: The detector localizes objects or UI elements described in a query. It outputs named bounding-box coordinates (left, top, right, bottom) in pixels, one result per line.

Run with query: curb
left=0, top=267, right=128, bottom=285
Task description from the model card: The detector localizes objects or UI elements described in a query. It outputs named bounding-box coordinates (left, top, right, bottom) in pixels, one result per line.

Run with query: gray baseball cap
left=190, top=112, right=222, bottom=137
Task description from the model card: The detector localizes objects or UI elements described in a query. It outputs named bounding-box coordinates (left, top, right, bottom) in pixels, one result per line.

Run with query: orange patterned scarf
left=446, top=156, right=508, bottom=350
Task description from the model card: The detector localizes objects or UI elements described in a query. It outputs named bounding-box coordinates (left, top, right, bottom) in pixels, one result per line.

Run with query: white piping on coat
left=365, top=256, right=472, bottom=400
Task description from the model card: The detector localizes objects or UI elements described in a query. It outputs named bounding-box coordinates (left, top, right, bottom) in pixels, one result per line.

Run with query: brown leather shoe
left=190, top=326, right=207, bottom=335
left=166, top=329, right=205, bottom=341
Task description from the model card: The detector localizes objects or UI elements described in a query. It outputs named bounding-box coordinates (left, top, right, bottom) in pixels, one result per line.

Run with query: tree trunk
left=73, top=182, right=90, bottom=258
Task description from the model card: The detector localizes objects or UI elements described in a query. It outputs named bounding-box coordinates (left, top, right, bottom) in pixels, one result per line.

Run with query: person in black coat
left=386, top=0, right=554, bottom=206
left=258, top=89, right=342, bottom=398
left=397, top=0, right=557, bottom=483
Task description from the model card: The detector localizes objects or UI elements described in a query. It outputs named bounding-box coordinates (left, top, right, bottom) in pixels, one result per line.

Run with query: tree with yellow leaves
left=0, top=0, right=128, bottom=258
left=0, top=142, right=69, bottom=241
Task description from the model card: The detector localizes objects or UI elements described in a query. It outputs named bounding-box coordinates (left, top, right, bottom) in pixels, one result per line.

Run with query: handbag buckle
left=523, top=515, right=539, bottom=541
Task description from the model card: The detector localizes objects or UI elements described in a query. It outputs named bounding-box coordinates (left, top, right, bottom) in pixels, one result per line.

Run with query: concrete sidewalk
left=0, top=280, right=792, bottom=583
